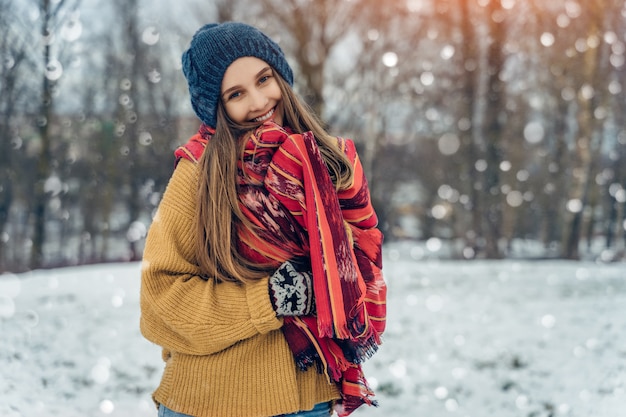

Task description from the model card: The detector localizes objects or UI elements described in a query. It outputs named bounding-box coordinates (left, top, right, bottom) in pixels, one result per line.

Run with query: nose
left=248, top=88, right=268, bottom=112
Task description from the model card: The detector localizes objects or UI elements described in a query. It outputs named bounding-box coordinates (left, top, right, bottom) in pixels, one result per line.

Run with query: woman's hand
left=269, top=260, right=315, bottom=316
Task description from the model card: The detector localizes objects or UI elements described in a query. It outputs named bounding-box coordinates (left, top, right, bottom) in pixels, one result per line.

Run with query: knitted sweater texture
left=140, top=159, right=339, bottom=417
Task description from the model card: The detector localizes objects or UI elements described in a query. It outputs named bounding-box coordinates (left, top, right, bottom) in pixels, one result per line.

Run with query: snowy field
left=1, top=242, right=625, bottom=417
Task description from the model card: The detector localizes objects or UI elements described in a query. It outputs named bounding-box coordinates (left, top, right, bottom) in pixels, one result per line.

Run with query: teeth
left=254, top=108, right=274, bottom=122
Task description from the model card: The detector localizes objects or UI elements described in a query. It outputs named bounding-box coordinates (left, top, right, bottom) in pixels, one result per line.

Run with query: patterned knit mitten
left=269, top=260, right=314, bottom=316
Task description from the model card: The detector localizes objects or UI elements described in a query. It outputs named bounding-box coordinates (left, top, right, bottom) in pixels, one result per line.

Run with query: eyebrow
left=221, top=66, right=273, bottom=99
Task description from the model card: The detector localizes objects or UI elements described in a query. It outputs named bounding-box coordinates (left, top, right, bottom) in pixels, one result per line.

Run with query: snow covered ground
left=1, top=242, right=625, bottom=417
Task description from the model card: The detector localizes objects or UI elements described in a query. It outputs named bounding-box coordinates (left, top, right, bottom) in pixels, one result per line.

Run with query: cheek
left=271, top=83, right=283, bottom=100
left=273, top=87, right=285, bottom=125
left=224, top=101, right=246, bottom=123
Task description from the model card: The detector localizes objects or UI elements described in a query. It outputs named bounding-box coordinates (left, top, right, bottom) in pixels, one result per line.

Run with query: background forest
left=0, top=0, right=625, bottom=272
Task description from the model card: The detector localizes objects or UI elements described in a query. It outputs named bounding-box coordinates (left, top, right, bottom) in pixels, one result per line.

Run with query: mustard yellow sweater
left=140, top=159, right=339, bottom=417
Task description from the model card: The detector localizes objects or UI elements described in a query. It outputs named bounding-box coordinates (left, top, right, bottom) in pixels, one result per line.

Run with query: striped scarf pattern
left=175, top=122, right=386, bottom=415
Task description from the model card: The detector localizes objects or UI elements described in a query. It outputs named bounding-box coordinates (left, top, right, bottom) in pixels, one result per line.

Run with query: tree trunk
left=481, top=0, right=507, bottom=258
left=457, top=0, right=483, bottom=257
left=0, top=6, right=19, bottom=270
left=563, top=4, right=603, bottom=259
left=32, top=0, right=53, bottom=268
left=114, top=0, right=143, bottom=261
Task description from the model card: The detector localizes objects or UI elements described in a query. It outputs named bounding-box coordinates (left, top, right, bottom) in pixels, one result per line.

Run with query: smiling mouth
left=253, top=107, right=275, bottom=123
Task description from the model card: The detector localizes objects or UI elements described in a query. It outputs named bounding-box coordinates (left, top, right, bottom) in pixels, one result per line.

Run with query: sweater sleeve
left=139, top=159, right=283, bottom=356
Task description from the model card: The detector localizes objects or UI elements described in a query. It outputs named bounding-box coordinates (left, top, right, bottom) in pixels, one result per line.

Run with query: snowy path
left=1, top=248, right=624, bottom=417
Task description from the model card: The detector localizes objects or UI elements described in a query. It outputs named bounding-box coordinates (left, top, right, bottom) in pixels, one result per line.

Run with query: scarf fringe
left=338, top=396, right=379, bottom=417
left=335, top=365, right=379, bottom=416
left=340, top=334, right=380, bottom=365
left=293, top=346, right=323, bottom=374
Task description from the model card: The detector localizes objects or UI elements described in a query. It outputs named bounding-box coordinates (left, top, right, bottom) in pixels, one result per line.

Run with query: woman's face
left=221, top=56, right=284, bottom=126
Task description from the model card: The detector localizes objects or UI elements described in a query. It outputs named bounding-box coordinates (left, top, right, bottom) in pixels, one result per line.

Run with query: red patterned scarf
left=175, top=122, right=387, bottom=415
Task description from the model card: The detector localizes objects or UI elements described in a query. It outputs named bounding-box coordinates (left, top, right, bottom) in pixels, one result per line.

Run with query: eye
left=258, top=74, right=272, bottom=85
left=227, top=90, right=242, bottom=100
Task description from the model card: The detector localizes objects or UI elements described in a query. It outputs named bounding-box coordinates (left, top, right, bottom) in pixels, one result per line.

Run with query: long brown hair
left=195, top=71, right=354, bottom=283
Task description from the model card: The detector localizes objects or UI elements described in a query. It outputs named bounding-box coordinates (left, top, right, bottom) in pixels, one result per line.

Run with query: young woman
left=140, top=22, right=386, bottom=417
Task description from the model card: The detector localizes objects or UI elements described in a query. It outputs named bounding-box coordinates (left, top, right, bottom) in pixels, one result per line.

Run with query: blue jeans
left=157, top=405, right=192, bottom=417
left=279, top=401, right=332, bottom=416
left=157, top=402, right=331, bottom=417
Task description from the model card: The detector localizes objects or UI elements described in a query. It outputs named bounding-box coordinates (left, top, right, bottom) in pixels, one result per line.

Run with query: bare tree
left=477, top=0, right=507, bottom=258
left=0, top=0, right=34, bottom=270
left=110, top=0, right=150, bottom=261
left=558, top=0, right=613, bottom=259
left=31, top=0, right=81, bottom=268
left=32, top=0, right=54, bottom=268
left=110, top=0, right=196, bottom=261
left=454, top=0, right=487, bottom=256
left=605, top=8, right=626, bottom=256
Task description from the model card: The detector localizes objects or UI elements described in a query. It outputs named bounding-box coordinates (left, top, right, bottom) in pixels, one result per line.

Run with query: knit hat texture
left=182, top=22, right=294, bottom=128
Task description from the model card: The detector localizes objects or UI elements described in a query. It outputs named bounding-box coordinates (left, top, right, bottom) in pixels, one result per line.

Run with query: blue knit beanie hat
left=182, top=22, right=294, bottom=128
